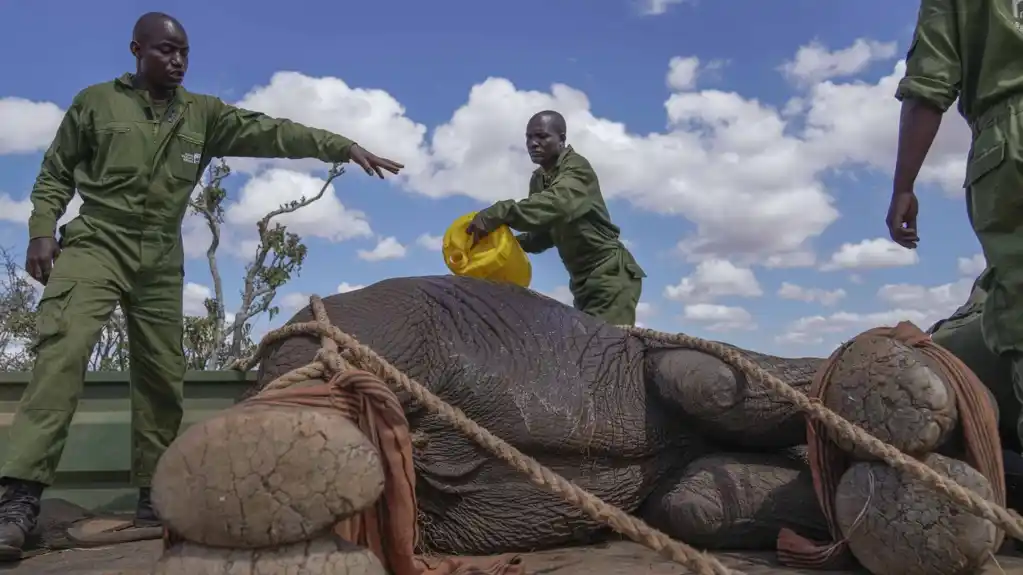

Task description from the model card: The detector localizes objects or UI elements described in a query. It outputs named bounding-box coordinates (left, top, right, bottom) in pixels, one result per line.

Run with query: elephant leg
left=639, top=450, right=829, bottom=550
left=646, top=347, right=820, bottom=449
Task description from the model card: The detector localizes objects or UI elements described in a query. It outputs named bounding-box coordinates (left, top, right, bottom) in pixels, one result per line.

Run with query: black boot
left=0, top=478, right=43, bottom=561
left=134, top=487, right=161, bottom=528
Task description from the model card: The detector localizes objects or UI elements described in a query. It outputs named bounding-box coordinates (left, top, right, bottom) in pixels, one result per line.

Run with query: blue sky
left=0, top=0, right=984, bottom=357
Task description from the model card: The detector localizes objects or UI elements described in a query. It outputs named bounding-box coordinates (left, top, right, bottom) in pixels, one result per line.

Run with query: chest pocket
left=169, top=131, right=205, bottom=184
left=93, top=121, right=143, bottom=176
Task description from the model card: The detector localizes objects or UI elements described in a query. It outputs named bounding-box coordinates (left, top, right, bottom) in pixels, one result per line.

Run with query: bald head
left=133, top=12, right=185, bottom=43
left=130, top=12, right=189, bottom=91
left=525, top=110, right=568, bottom=168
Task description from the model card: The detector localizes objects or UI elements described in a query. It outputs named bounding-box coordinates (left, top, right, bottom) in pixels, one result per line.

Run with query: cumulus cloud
left=638, top=0, right=690, bottom=16
left=0, top=193, right=84, bottom=231
left=777, top=277, right=972, bottom=349
left=664, top=259, right=762, bottom=303
left=777, top=282, right=846, bottom=306
left=1, top=37, right=971, bottom=268
left=821, top=238, right=919, bottom=271
left=0, top=98, right=66, bottom=154
left=225, top=169, right=373, bottom=244
left=357, top=237, right=407, bottom=262
left=337, top=282, right=366, bottom=293
left=683, top=304, right=755, bottom=332
left=958, top=253, right=986, bottom=276
left=182, top=282, right=212, bottom=316
left=279, top=292, right=310, bottom=312
left=781, top=39, right=898, bottom=85
left=416, top=233, right=443, bottom=251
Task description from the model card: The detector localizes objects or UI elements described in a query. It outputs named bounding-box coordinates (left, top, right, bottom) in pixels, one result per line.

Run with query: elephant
left=252, top=274, right=999, bottom=558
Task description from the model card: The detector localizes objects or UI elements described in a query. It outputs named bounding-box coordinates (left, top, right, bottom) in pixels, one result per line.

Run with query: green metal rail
left=0, top=370, right=256, bottom=513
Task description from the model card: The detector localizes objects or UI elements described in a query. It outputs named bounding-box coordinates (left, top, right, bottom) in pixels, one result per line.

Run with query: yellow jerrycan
left=442, top=212, right=532, bottom=288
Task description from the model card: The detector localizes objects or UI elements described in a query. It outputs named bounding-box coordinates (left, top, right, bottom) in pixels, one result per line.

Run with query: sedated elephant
left=253, top=274, right=1008, bottom=559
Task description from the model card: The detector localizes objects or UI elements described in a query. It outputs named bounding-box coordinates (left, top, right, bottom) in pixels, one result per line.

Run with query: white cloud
left=2, top=38, right=971, bottom=271
left=666, top=57, right=700, bottom=91
left=778, top=278, right=972, bottom=348
left=0, top=98, right=66, bottom=155
left=226, top=72, right=431, bottom=179
left=225, top=169, right=373, bottom=244
left=821, top=238, right=919, bottom=271
left=638, top=0, right=690, bottom=16
left=683, top=304, right=755, bottom=332
left=777, top=282, right=846, bottom=306
left=416, top=233, right=443, bottom=251
left=664, top=259, right=762, bottom=303
left=876, top=278, right=973, bottom=312
left=957, top=253, right=986, bottom=276
left=781, top=39, right=898, bottom=85
left=635, top=301, right=654, bottom=328
left=0, top=194, right=83, bottom=230
left=183, top=282, right=212, bottom=316
left=357, top=236, right=407, bottom=262
left=337, top=282, right=366, bottom=293
left=280, top=292, right=310, bottom=312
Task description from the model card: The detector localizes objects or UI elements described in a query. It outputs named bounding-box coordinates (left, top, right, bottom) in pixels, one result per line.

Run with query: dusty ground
left=5, top=500, right=1022, bottom=574
left=5, top=539, right=1023, bottom=574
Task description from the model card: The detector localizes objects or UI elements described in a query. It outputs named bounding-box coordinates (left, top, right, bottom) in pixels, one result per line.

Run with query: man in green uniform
left=0, top=12, right=403, bottom=557
left=465, top=110, right=645, bottom=325
left=887, top=1, right=1023, bottom=449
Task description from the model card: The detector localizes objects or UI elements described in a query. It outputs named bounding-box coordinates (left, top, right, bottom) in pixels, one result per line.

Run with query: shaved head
left=130, top=12, right=189, bottom=92
left=133, top=12, right=184, bottom=44
left=525, top=110, right=568, bottom=168
left=529, top=110, right=567, bottom=138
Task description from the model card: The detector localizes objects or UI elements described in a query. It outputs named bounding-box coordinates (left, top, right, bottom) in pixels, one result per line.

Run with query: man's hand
left=25, top=237, right=61, bottom=285
left=349, top=144, right=404, bottom=179
left=886, top=190, right=920, bottom=249
left=466, top=212, right=496, bottom=245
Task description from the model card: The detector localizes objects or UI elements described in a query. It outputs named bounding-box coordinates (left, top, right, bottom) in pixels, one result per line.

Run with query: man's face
left=133, top=20, right=189, bottom=89
left=525, top=116, right=563, bottom=166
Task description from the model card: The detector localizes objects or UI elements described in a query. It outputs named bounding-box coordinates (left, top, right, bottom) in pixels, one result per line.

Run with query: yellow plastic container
left=442, top=212, right=532, bottom=288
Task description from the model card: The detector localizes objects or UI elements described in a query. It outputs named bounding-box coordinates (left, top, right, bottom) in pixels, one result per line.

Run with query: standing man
left=0, top=12, right=403, bottom=558
left=886, top=2, right=1023, bottom=447
left=466, top=110, right=645, bottom=325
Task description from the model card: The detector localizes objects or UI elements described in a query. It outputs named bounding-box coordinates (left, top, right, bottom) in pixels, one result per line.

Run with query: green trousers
left=570, top=249, right=644, bottom=326
left=1, top=215, right=185, bottom=487
left=966, top=94, right=1023, bottom=449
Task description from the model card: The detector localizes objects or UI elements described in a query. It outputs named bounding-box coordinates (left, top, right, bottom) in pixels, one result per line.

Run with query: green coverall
left=476, top=145, right=645, bottom=325
left=6, top=73, right=356, bottom=487
left=897, top=0, right=1023, bottom=445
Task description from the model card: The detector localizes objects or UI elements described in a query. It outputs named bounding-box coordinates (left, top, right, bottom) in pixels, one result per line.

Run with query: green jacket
left=29, top=73, right=356, bottom=239
left=477, top=145, right=644, bottom=283
left=896, top=0, right=1023, bottom=124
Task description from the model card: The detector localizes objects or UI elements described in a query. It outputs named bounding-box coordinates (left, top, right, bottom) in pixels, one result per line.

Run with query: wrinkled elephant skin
left=255, top=276, right=827, bottom=554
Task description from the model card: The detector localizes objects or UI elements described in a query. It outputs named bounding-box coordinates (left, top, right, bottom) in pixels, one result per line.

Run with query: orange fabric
left=243, top=370, right=525, bottom=575
left=776, top=321, right=1006, bottom=569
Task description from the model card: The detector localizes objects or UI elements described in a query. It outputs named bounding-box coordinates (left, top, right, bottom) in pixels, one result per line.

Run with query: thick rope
left=622, top=326, right=1023, bottom=542
left=239, top=296, right=738, bottom=575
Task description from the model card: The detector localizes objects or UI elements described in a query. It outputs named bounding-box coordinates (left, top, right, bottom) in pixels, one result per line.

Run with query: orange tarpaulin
left=776, top=321, right=1005, bottom=569
left=242, top=369, right=525, bottom=575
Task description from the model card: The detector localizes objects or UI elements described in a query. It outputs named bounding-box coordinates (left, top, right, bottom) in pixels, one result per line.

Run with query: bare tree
left=88, top=306, right=129, bottom=371
left=225, top=162, right=345, bottom=363
left=189, top=160, right=345, bottom=368
left=0, top=247, right=39, bottom=371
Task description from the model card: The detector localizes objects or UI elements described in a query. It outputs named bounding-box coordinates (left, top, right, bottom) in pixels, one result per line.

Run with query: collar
left=535, top=145, right=574, bottom=177
left=116, top=72, right=193, bottom=104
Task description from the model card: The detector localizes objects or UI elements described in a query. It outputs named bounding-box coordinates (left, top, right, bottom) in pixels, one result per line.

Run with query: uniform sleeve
left=28, top=95, right=88, bottom=239
left=894, top=0, right=961, bottom=111
left=515, top=231, right=554, bottom=254
left=479, top=164, right=594, bottom=233
left=204, top=97, right=357, bottom=162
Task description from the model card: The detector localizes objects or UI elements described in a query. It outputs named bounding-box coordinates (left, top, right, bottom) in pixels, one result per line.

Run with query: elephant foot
left=638, top=450, right=829, bottom=550
left=645, top=347, right=820, bottom=449
left=823, top=334, right=961, bottom=458
left=836, top=453, right=998, bottom=575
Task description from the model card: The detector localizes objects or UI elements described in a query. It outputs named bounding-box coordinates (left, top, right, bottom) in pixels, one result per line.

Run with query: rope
left=621, top=326, right=1023, bottom=542
left=239, top=296, right=739, bottom=575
